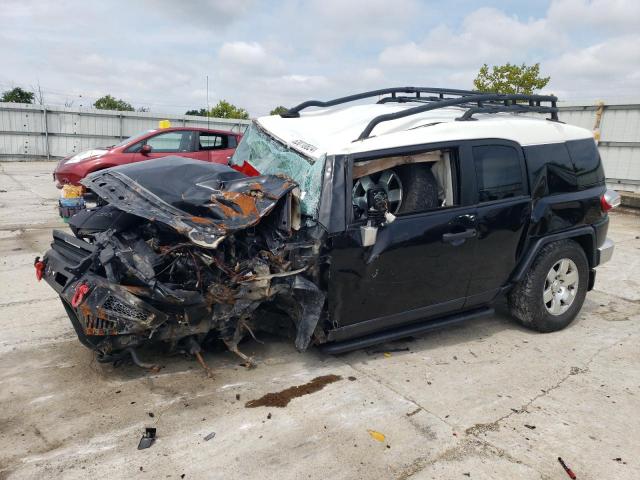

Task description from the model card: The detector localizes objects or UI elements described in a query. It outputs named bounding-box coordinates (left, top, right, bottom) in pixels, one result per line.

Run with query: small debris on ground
left=267, top=413, right=272, bottom=420
left=348, top=376, right=357, bottom=381
left=558, top=457, right=577, bottom=479
left=406, top=408, right=421, bottom=417
left=137, top=427, right=157, bottom=450
left=524, top=424, right=536, bottom=430
left=235, top=393, right=240, bottom=400
left=148, top=412, right=155, bottom=418
left=367, top=430, right=385, bottom=442
left=204, top=432, right=216, bottom=441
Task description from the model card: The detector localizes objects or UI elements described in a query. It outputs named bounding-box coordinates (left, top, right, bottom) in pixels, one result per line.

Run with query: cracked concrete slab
left=0, top=162, right=639, bottom=480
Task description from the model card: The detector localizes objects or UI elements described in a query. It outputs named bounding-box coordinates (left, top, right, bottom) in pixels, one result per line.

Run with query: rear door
left=197, top=131, right=236, bottom=164
left=463, top=140, right=532, bottom=307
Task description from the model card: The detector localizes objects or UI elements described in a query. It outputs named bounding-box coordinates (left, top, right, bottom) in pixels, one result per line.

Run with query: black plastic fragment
left=137, top=427, right=157, bottom=450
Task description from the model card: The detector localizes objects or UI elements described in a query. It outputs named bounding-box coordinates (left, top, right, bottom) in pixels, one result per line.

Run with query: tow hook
left=71, top=282, right=91, bottom=308
left=34, top=257, right=46, bottom=281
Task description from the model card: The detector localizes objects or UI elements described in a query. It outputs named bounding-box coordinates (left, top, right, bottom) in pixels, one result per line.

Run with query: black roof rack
left=281, top=87, right=558, bottom=141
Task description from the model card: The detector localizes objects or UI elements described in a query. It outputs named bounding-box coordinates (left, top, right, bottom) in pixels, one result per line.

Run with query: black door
left=326, top=147, right=478, bottom=342
left=463, top=141, right=531, bottom=307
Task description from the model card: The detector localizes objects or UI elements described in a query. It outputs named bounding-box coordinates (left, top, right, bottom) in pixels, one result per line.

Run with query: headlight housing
left=65, top=150, right=106, bottom=164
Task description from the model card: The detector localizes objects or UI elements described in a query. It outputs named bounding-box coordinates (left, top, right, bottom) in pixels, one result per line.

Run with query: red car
left=54, top=127, right=242, bottom=187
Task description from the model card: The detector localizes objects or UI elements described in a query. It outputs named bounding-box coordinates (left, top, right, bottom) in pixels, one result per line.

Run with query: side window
left=351, top=149, right=458, bottom=220
left=146, top=131, right=189, bottom=152
left=126, top=140, right=144, bottom=153
left=473, top=145, right=525, bottom=202
left=199, top=133, right=228, bottom=151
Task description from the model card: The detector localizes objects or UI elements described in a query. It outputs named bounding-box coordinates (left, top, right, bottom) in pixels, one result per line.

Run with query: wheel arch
left=511, top=226, right=596, bottom=284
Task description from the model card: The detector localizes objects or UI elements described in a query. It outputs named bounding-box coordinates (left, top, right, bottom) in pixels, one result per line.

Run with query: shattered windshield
left=230, top=123, right=325, bottom=218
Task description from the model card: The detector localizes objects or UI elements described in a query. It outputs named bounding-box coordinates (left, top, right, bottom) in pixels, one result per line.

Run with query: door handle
left=442, top=228, right=477, bottom=245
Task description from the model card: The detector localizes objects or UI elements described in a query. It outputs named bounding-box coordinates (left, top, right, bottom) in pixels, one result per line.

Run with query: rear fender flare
left=510, top=226, right=595, bottom=283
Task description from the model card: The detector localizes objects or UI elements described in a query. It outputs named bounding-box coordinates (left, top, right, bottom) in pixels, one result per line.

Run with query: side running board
left=320, top=307, right=494, bottom=355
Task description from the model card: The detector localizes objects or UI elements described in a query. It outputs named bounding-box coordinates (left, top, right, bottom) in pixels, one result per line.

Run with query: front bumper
left=597, top=237, right=614, bottom=265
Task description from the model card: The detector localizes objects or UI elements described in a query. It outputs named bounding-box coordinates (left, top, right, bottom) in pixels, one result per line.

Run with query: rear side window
left=566, top=139, right=605, bottom=189
left=523, top=143, right=576, bottom=195
left=473, top=145, right=525, bottom=202
left=199, top=132, right=228, bottom=150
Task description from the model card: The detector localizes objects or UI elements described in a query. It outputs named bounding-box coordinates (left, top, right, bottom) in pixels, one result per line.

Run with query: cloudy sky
left=1, top=0, right=639, bottom=116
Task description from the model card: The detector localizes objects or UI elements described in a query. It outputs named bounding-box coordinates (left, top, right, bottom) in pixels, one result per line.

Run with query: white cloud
left=379, top=8, right=565, bottom=69
left=546, top=34, right=640, bottom=98
left=308, top=0, right=419, bottom=42
left=218, top=41, right=285, bottom=76
left=547, top=0, right=640, bottom=33
left=141, top=0, right=255, bottom=28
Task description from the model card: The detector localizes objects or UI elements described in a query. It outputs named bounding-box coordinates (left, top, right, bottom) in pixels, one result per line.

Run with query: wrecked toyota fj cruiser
left=37, top=87, right=619, bottom=369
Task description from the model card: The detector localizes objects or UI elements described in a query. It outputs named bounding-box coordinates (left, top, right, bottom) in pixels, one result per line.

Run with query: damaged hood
left=82, top=157, right=298, bottom=247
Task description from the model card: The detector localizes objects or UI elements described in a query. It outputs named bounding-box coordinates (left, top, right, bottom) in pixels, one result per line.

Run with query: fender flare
left=510, top=226, right=596, bottom=283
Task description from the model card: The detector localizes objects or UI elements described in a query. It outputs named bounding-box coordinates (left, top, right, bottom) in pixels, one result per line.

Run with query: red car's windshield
left=112, top=130, right=156, bottom=148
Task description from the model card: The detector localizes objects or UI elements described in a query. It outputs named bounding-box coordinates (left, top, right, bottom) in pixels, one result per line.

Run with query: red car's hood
left=60, top=148, right=110, bottom=166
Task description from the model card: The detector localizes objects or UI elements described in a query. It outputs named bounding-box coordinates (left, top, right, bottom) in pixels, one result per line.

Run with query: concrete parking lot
left=1, top=161, right=639, bottom=480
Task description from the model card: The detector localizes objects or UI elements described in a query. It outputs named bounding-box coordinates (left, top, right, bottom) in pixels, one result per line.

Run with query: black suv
left=37, top=87, right=619, bottom=368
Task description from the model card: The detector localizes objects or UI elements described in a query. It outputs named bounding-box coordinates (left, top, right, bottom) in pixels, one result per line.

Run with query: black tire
left=395, top=164, right=439, bottom=214
left=508, top=240, right=588, bottom=332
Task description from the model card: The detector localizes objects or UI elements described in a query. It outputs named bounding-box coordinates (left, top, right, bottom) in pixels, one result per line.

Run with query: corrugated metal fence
left=1, top=101, right=638, bottom=190
left=0, top=102, right=251, bottom=161
left=559, top=101, right=640, bottom=192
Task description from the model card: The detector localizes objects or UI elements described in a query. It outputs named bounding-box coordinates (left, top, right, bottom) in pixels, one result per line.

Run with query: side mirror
left=360, top=188, right=395, bottom=247
left=141, top=144, right=152, bottom=155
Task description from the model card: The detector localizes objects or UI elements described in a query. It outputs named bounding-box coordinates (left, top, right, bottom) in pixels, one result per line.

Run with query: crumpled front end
left=39, top=157, right=327, bottom=366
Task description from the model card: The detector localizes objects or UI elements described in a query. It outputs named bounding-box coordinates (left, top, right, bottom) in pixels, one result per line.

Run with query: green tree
left=473, top=63, right=550, bottom=95
left=185, top=108, right=208, bottom=116
left=209, top=100, right=249, bottom=119
left=93, top=94, right=134, bottom=111
left=270, top=105, right=288, bottom=116
left=1, top=87, right=34, bottom=104
left=185, top=101, right=249, bottom=119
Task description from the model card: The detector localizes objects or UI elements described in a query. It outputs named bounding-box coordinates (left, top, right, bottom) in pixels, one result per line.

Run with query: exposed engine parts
left=39, top=158, right=327, bottom=373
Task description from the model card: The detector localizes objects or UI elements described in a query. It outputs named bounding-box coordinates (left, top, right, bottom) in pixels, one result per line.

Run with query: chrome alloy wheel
left=543, top=258, right=579, bottom=315
left=352, top=170, right=403, bottom=214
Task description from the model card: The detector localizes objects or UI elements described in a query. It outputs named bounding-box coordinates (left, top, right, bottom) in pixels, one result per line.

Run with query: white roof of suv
left=257, top=91, right=594, bottom=161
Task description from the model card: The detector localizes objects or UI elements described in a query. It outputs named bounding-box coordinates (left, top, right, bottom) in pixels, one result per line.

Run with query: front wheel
left=508, top=240, right=588, bottom=332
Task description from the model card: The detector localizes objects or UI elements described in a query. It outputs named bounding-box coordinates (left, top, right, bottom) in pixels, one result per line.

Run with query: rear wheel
left=508, top=240, right=588, bottom=332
